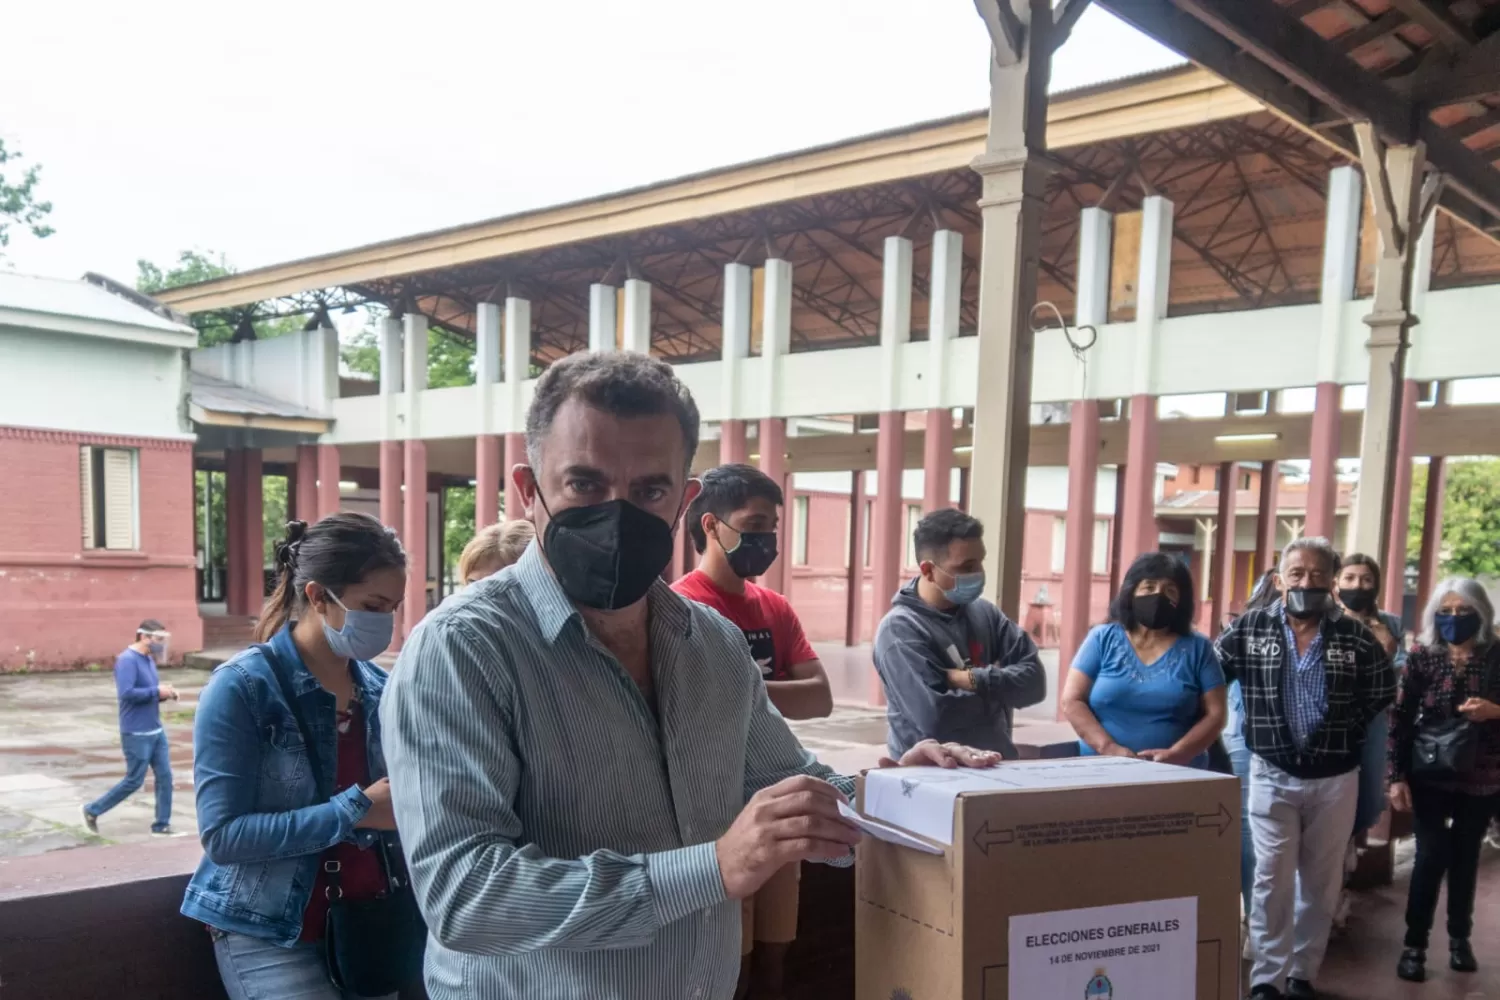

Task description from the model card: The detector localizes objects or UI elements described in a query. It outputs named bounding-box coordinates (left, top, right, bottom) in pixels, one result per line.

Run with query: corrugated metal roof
left=0, top=271, right=195, bottom=336
left=189, top=370, right=328, bottom=421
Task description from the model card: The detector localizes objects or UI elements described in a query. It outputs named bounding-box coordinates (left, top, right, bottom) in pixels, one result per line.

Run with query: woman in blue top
left=1062, top=552, right=1227, bottom=767
left=181, top=513, right=409, bottom=1000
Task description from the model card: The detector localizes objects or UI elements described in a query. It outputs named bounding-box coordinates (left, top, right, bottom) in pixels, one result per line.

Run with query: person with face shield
left=1061, top=552, right=1226, bottom=768
left=671, top=463, right=832, bottom=1000
left=872, top=507, right=1047, bottom=763
left=380, top=352, right=1000, bottom=1000
left=182, top=513, right=419, bottom=1000
left=1386, top=577, right=1500, bottom=983
left=1215, top=536, right=1396, bottom=1000
left=81, top=619, right=179, bottom=836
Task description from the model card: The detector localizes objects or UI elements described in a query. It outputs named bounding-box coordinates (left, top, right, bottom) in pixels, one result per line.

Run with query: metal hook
left=1029, top=300, right=1097, bottom=361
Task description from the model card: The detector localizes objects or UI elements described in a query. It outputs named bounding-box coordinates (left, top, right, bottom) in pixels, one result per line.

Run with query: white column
left=504, top=296, right=531, bottom=429
left=879, top=235, right=914, bottom=412
left=1317, top=165, right=1363, bottom=383
left=475, top=302, right=501, bottom=433
left=588, top=284, right=617, bottom=353
left=927, top=229, right=962, bottom=408
left=378, top=317, right=403, bottom=395
left=402, top=313, right=428, bottom=440
left=721, top=263, right=752, bottom=420
left=761, top=258, right=793, bottom=415
left=1074, top=208, right=1113, bottom=395
left=1132, top=196, right=1173, bottom=396
left=622, top=279, right=652, bottom=354
left=378, top=316, right=402, bottom=441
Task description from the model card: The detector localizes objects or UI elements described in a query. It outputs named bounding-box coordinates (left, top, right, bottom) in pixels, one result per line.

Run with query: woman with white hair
left=1387, top=576, right=1500, bottom=983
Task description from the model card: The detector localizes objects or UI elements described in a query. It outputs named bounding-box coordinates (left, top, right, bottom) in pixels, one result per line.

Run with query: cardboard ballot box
left=853, top=756, right=1240, bottom=1000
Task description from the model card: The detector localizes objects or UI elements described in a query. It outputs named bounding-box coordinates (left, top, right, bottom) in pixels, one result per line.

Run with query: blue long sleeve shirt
left=114, top=647, right=162, bottom=734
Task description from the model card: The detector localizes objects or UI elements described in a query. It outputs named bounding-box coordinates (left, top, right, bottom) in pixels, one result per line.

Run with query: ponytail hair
left=254, top=513, right=406, bottom=642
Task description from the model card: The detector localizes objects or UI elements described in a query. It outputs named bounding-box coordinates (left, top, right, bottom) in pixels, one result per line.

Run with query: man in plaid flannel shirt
left=1215, top=537, right=1395, bottom=1000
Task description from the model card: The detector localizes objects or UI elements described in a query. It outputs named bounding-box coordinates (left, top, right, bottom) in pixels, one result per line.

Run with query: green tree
left=1407, top=458, right=1500, bottom=578
left=136, top=250, right=300, bottom=346
left=444, top=486, right=477, bottom=591
left=342, top=322, right=475, bottom=388
left=0, top=138, right=53, bottom=254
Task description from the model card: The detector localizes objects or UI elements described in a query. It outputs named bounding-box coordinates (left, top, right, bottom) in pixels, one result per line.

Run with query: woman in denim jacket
left=181, top=513, right=407, bottom=999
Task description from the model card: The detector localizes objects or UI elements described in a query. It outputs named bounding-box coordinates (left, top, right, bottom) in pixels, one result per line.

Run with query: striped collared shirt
left=383, top=542, right=853, bottom=1000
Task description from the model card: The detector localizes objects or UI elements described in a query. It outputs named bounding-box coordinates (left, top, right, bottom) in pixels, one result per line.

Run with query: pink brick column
left=224, top=449, right=246, bottom=616
left=475, top=434, right=502, bottom=530
left=1210, top=461, right=1238, bottom=635
left=1383, top=380, right=1420, bottom=613
left=294, top=445, right=318, bottom=523
left=869, top=412, right=904, bottom=705
left=923, top=408, right=954, bottom=513
left=378, top=441, right=404, bottom=647
left=1058, top=401, right=1100, bottom=709
left=1118, top=394, right=1159, bottom=570
left=720, top=419, right=749, bottom=466
left=504, top=433, right=527, bottom=521
left=758, top=417, right=789, bottom=593
left=1305, top=382, right=1342, bottom=540
left=1415, top=456, right=1446, bottom=614
left=403, top=441, right=428, bottom=637
left=316, top=444, right=340, bottom=520
left=1254, top=461, right=1280, bottom=580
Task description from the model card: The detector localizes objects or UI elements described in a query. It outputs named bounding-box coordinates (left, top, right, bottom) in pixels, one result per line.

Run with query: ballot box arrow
left=1196, top=803, right=1232, bottom=836
left=972, top=821, right=1015, bottom=856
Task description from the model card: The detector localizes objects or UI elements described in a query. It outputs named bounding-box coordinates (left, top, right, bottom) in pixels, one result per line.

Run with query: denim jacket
left=180, top=624, right=390, bottom=945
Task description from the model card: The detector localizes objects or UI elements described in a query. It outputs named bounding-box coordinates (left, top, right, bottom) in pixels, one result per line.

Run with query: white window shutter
left=102, top=449, right=137, bottom=551
left=80, top=447, right=96, bottom=549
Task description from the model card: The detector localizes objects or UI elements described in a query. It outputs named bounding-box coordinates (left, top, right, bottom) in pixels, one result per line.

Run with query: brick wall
left=0, top=427, right=202, bottom=670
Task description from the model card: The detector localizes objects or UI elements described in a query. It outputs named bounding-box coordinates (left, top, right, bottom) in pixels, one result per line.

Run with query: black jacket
left=1215, top=601, right=1395, bottom=779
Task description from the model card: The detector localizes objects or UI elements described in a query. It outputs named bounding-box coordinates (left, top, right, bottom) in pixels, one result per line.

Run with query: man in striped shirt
left=384, top=352, right=993, bottom=1000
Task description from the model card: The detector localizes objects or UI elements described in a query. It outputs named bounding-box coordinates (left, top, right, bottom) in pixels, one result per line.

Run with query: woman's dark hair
left=1108, top=551, right=1197, bottom=636
left=1338, top=551, right=1382, bottom=594
left=253, top=513, right=407, bottom=642
left=1244, top=569, right=1280, bottom=612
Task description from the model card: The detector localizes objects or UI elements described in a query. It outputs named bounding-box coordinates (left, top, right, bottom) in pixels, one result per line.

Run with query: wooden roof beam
left=1409, top=31, right=1500, bottom=107
left=1384, top=0, right=1477, bottom=50
left=1106, top=0, right=1500, bottom=237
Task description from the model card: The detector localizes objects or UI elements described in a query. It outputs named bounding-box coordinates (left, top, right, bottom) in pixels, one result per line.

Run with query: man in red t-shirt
left=672, top=463, right=832, bottom=1000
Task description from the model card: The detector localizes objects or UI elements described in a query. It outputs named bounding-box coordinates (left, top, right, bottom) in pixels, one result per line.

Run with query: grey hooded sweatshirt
left=873, top=577, right=1047, bottom=759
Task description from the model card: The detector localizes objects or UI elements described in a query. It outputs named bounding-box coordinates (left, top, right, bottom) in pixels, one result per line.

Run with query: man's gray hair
left=1279, top=535, right=1339, bottom=575
left=1419, top=576, right=1496, bottom=647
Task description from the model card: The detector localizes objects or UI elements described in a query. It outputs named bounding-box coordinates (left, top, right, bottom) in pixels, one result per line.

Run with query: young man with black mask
left=382, top=352, right=1000, bottom=1000
left=1215, top=537, right=1396, bottom=1000
left=672, top=463, right=831, bottom=1000
left=872, top=507, right=1046, bottom=762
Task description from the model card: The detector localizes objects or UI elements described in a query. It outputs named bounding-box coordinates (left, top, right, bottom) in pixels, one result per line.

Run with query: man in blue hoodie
left=82, top=619, right=178, bottom=835
left=873, top=508, right=1046, bottom=759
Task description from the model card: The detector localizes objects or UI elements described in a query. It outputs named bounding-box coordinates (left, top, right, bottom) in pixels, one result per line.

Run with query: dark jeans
left=1404, top=782, right=1500, bottom=948
left=85, top=731, right=172, bottom=831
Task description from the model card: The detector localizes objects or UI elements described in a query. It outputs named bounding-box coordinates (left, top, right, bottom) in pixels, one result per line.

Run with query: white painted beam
left=927, top=230, right=962, bottom=407
left=622, top=279, right=652, bottom=354
left=588, top=284, right=617, bottom=353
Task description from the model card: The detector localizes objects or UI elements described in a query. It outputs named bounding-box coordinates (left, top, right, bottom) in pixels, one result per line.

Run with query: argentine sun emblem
left=1085, top=970, right=1113, bottom=999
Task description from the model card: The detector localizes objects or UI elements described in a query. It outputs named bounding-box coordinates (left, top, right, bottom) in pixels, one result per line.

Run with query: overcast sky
left=1, top=1, right=1183, bottom=283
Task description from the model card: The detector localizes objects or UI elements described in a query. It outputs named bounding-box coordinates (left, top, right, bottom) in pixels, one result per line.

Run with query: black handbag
left=262, top=643, right=427, bottom=998
left=1410, top=654, right=1495, bottom=782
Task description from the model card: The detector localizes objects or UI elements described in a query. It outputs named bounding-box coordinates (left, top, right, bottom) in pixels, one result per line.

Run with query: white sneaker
left=1485, top=821, right=1500, bottom=851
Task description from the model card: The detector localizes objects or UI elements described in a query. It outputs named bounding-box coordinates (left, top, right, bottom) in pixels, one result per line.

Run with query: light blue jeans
left=212, top=929, right=396, bottom=1000
left=1353, top=709, right=1390, bottom=836
left=85, top=730, right=171, bottom=831
left=1224, top=681, right=1255, bottom=914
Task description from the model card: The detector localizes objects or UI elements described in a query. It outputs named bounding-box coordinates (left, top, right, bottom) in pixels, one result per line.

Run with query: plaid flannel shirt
left=1215, top=600, right=1396, bottom=779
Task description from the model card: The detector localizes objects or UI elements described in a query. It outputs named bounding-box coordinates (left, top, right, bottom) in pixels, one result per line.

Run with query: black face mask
left=1340, top=587, right=1378, bottom=615
left=1285, top=587, right=1331, bottom=620
left=1131, top=592, right=1177, bottom=631
left=718, top=524, right=778, bottom=580
left=536, top=493, right=677, bottom=611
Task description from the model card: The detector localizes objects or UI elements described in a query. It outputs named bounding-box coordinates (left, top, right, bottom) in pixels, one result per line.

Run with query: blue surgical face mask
left=937, top=567, right=986, bottom=606
left=322, top=590, right=395, bottom=662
